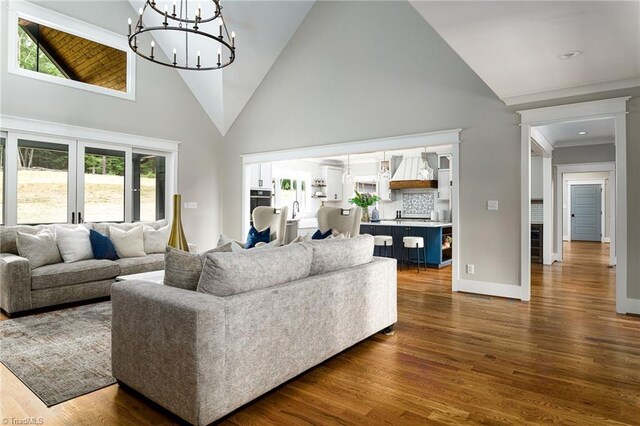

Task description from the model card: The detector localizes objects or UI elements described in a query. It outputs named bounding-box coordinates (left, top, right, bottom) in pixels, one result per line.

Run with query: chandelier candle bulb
left=172, top=48, right=177, bottom=65
left=198, top=4, right=202, bottom=18
left=172, top=0, right=176, bottom=16
left=150, top=41, right=155, bottom=59
left=231, top=31, right=235, bottom=48
left=219, top=21, right=223, bottom=38
left=127, top=18, right=131, bottom=36
left=217, top=48, right=221, bottom=66
left=197, top=50, right=201, bottom=68
left=163, top=5, right=168, bottom=26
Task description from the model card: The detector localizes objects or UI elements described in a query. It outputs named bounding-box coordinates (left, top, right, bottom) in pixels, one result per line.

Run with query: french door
left=4, top=133, right=167, bottom=225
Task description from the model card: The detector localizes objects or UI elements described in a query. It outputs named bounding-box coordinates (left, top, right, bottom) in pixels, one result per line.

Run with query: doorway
left=518, top=97, right=628, bottom=313
left=570, top=184, right=602, bottom=242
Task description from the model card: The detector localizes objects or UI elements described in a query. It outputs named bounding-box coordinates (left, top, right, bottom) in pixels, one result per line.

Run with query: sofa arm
left=0, top=253, right=32, bottom=315
left=111, top=281, right=227, bottom=425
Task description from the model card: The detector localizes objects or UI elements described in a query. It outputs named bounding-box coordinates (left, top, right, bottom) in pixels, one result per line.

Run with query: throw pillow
left=16, top=229, right=62, bottom=269
left=53, top=225, right=93, bottom=263
left=217, top=234, right=244, bottom=252
left=253, top=240, right=282, bottom=250
left=109, top=226, right=146, bottom=258
left=143, top=224, right=170, bottom=254
left=245, top=226, right=270, bottom=249
left=312, top=228, right=332, bottom=240
left=89, top=229, right=119, bottom=261
left=164, top=242, right=233, bottom=291
left=291, top=233, right=312, bottom=244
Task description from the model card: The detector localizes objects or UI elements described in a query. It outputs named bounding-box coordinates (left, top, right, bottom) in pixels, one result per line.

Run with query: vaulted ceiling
left=128, top=1, right=640, bottom=136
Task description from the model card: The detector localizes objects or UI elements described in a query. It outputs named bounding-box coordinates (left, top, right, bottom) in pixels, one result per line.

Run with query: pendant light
left=342, top=155, right=354, bottom=184
left=377, top=152, right=392, bottom=181
left=418, top=148, right=434, bottom=180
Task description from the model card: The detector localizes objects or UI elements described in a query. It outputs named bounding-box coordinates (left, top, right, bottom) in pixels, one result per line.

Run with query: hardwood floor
left=1, top=241, right=639, bottom=425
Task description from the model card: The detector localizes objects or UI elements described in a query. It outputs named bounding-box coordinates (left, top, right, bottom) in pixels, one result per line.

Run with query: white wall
left=224, top=1, right=521, bottom=287
left=0, top=1, right=224, bottom=250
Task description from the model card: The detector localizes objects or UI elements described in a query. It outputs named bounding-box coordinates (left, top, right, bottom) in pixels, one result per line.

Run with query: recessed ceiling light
left=577, top=131, right=588, bottom=135
left=558, top=51, right=583, bottom=60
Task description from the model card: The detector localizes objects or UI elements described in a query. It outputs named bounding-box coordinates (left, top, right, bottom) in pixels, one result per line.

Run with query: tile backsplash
left=402, top=192, right=435, bottom=216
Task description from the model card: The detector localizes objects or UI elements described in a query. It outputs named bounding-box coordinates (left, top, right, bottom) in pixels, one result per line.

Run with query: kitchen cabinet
left=249, top=162, right=272, bottom=190
left=438, top=169, right=450, bottom=200
left=323, top=166, right=343, bottom=202
left=377, top=179, right=394, bottom=201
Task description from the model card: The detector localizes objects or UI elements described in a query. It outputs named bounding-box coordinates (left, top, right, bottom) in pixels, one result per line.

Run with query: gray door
left=571, top=184, right=601, bottom=242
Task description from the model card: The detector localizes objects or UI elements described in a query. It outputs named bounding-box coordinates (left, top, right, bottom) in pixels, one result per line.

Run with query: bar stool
left=402, top=236, right=426, bottom=273
left=374, top=235, right=394, bottom=258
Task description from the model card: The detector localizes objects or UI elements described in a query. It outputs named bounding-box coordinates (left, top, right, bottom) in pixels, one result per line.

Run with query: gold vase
left=168, top=194, right=189, bottom=252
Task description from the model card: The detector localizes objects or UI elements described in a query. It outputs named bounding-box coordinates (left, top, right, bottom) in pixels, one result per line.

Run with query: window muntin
left=0, top=136, right=5, bottom=224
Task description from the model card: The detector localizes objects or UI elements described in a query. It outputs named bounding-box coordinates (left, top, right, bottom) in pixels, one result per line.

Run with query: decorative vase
left=168, top=194, right=189, bottom=252
left=361, top=206, right=370, bottom=223
left=371, top=206, right=380, bottom=222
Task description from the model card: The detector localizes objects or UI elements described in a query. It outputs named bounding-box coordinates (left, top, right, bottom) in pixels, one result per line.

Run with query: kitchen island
left=361, top=221, right=452, bottom=268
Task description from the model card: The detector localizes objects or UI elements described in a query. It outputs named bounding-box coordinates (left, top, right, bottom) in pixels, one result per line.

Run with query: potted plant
left=349, top=191, right=380, bottom=223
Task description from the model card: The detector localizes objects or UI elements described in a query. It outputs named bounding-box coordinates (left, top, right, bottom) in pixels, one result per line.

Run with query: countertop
left=362, top=220, right=452, bottom=228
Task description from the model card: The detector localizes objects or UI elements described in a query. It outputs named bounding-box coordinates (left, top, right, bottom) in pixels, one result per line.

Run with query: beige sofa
left=0, top=220, right=167, bottom=316
left=111, top=235, right=397, bottom=425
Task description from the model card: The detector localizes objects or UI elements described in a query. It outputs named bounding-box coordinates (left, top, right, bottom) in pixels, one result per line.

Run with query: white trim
left=553, top=138, right=614, bottom=149
left=504, top=79, right=639, bottom=107
left=556, top=162, right=615, bottom=174
left=566, top=180, right=606, bottom=243
left=563, top=236, right=570, bottom=241
left=241, top=129, right=461, bottom=164
left=542, top=157, right=553, bottom=264
left=623, top=298, right=640, bottom=315
left=456, top=279, right=522, bottom=300
left=519, top=98, right=628, bottom=313
left=0, top=115, right=180, bottom=152
left=5, top=1, right=136, bottom=101
left=531, top=127, right=555, bottom=153
left=450, top=143, right=460, bottom=293
left=603, top=237, right=611, bottom=243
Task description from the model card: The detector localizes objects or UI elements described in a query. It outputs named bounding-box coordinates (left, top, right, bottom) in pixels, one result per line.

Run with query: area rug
left=0, top=301, right=115, bottom=406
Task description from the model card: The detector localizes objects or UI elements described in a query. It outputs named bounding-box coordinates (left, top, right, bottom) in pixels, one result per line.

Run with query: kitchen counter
left=362, top=220, right=452, bottom=228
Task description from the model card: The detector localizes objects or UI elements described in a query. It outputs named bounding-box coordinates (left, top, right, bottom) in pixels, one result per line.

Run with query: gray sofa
left=0, top=220, right=167, bottom=316
left=111, top=235, right=397, bottom=425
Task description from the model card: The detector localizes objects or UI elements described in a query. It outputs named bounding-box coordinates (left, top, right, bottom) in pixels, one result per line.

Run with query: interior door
left=76, top=142, right=131, bottom=223
left=571, top=184, right=601, bottom=242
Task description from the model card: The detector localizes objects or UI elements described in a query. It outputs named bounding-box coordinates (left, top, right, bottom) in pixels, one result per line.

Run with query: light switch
left=487, top=200, right=499, bottom=211
left=184, top=202, right=198, bottom=209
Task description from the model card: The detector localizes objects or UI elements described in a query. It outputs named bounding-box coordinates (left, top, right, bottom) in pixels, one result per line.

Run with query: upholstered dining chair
left=252, top=206, right=289, bottom=244
left=316, top=206, right=362, bottom=238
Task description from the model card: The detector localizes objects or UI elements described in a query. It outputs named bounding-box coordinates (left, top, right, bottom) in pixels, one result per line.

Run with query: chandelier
left=128, top=0, right=235, bottom=70
left=342, top=155, right=354, bottom=184
left=418, top=148, right=434, bottom=180
left=377, top=152, right=392, bottom=181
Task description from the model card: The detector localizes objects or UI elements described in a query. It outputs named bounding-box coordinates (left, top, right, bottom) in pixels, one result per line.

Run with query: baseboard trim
left=602, top=237, right=611, bottom=243
left=621, top=298, right=640, bottom=315
left=456, top=279, right=522, bottom=300
left=563, top=236, right=570, bottom=241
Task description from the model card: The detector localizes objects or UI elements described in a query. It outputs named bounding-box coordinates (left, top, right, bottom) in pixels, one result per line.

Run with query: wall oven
left=249, top=189, right=273, bottom=223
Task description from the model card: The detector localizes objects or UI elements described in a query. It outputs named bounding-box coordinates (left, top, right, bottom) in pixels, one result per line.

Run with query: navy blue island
left=360, top=220, right=452, bottom=268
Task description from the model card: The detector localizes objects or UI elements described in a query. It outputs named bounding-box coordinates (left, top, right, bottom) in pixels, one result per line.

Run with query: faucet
left=292, top=201, right=300, bottom=219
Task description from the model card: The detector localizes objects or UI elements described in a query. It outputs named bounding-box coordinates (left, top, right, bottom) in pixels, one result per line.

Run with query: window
left=0, top=136, right=5, bottom=224
left=274, top=173, right=310, bottom=217
left=17, top=139, right=70, bottom=224
left=8, top=2, right=135, bottom=99
left=82, top=147, right=126, bottom=223
left=133, top=153, right=166, bottom=222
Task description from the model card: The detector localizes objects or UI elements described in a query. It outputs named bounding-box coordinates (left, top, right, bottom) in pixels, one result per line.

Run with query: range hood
left=389, top=154, right=438, bottom=190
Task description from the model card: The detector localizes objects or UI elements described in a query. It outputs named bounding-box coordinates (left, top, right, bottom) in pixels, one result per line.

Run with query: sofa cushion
left=116, top=253, right=164, bottom=276
left=306, top=234, right=374, bottom=276
left=92, top=219, right=167, bottom=238
left=164, top=243, right=233, bottom=291
left=16, top=229, right=62, bottom=269
left=31, top=259, right=119, bottom=290
left=198, top=243, right=313, bottom=297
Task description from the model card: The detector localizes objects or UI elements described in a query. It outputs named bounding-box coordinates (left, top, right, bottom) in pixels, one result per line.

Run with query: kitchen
left=247, top=145, right=454, bottom=269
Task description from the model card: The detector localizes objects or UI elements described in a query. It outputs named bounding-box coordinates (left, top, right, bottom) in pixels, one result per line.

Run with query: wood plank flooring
left=1, top=241, right=639, bottom=425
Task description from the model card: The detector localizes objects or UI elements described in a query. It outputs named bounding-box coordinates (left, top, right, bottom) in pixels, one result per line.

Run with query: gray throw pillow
left=164, top=243, right=233, bottom=291
left=16, top=229, right=63, bottom=269
left=306, top=234, right=374, bottom=276
left=197, top=243, right=313, bottom=297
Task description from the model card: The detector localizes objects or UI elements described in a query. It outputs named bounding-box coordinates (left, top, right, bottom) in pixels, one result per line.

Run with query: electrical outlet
left=487, top=200, right=499, bottom=211
left=466, top=264, right=475, bottom=274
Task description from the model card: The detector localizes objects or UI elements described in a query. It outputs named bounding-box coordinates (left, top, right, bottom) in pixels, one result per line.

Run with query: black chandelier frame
left=128, top=0, right=235, bottom=71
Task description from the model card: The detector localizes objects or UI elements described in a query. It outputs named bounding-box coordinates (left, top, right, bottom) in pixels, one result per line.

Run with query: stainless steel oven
left=250, top=189, right=272, bottom=223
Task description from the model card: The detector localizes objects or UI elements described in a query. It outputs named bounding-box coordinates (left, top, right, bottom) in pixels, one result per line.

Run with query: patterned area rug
left=0, top=301, right=115, bottom=406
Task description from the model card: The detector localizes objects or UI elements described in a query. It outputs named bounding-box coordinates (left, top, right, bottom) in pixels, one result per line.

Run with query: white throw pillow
left=291, top=233, right=312, bottom=244
left=217, top=233, right=244, bottom=252
left=54, top=225, right=93, bottom=263
left=143, top=225, right=170, bottom=254
left=16, top=228, right=62, bottom=269
left=110, top=226, right=146, bottom=258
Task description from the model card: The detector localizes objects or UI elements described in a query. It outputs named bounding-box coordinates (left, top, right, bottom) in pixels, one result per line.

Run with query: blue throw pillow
left=89, top=229, right=119, bottom=260
left=245, top=226, right=271, bottom=249
left=312, top=229, right=332, bottom=240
